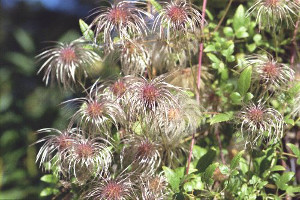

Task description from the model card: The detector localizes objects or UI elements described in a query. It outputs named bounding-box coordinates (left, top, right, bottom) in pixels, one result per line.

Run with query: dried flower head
left=121, top=136, right=161, bottom=175
left=65, top=82, right=125, bottom=133
left=34, top=128, right=76, bottom=170
left=140, top=174, right=169, bottom=200
left=85, top=173, right=135, bottom=200
left=156, top=96, right=202, bottom=135
left=153, top=0, right=204, bottom=40
left=120, top=40, right=150, bottom=75
left=90, top=1, right=151, bottom=49
left=237, top=102, right=284, bottom=147
left=291, top=89, right=300, bottom=117
left=37, top=40, right=100, bottom=88
left=99, top=77, right=131, bottom=105
left=247, top=0, right=300, bottom=29
left=125, top=75, right=183, bottom=121
left=245, top=54, right=294, bottom=91
left=67, top=134, right=112, bottom=180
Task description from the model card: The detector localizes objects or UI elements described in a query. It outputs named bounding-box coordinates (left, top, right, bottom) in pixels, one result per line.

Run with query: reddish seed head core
left=87, top=102, right=103, bottom=117
left=248, top=108, right=264, bottom=122
left=103, top=181, right=123, bottom=199
left=265, top=0, right=279, bottom=6
left=136, top=141, right=154, bottom=159
left=142, top=84, right=159, bottom=104
left=263, top=62, right=279, bottom=78
left=76, top=143, right=94, bottom=158
left=167, top=6, right=187, bottom=24
left=60, top=47, right=76, bottom=63
left=112, top=81, right=126, bottom=96
left=58, top=135, right=72, bottom=150
left=108, top=8, right=128, bottom=24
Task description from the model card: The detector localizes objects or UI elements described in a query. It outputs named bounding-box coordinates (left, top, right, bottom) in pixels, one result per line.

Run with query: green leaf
left=270, top=165, right=286, bottom=172
left=275, top=172, right=295, bottom=190
left=205, top=9, right=214, bottom=21
left=5, top=52, right=35, bottom=76
left=79, top=19, right=94, bottom=41
left=40, top=174, right=58, bottom=184
left=197, top=148, right=217, bottom=172
left=233, top=5, right=246, bottom=31
left=40, top=188, right=53, bottom=197
left=210, top=112, right=234, bottom=125
left=247, top=43, right=257, bottom=52
left=284, top=117, right=295, bottom=126
left=202, top=163, right=218, bottom=185
left=245, top=92, right=254, bottom=102
left=286, top=186, right=300, bottom=196
left=204, top=45, right=216, bottom=52
left=238, top=66, right=252, bottom=96
left=253, top=34, right=262, bottom=44
left=207, top=53, right=220, bottom=63
left=230, top=92, right=242, bottom=104
left=149, top=0, right=162, bottom=11
left=219, top=164, right=230, bottom=175
left=14, top=29, right=35, bottom=53
left=221, top=43, right=235, bottom=61
left=223, top=27, right=234, bottom=37
left=236, top=26, right=249, bottom=39
left=287, top=143, right=300, bottom=164
left=230, top=150, right=244, bottom=169
left=162, top=166, right=181, bottom=192
left=183, top=176, right=204, bottom=192
left=287, top=143, right=300, bottom=157
left=192, top=145, right=207, bottom=160
left=288, top=82, right=300, bottom=96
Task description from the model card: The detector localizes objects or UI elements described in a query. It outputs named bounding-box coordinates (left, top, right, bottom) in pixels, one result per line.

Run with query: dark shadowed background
left=0, top=0, right=99, bottom=199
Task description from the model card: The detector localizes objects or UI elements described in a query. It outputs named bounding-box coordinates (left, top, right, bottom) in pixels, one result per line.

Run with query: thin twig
left=186, top=133, right=195, bottom=174
left=290, top=17, right=299, bottom=67
left=196, top=0, right=207, bottom=103
left=213, top=0, right=233, bottom=33
left=186, top=0, right=207, bottom=175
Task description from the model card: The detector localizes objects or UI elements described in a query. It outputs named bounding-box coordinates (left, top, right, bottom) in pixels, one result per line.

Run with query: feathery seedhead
left=291, top=87, right=300, bottom=117
left=90, top=1, right=151, bottom=49
left=66, top=82, right=125, bottom=133
left=237, top=102, right=284, bottom=147
left=126, top=75, right=182, bottom=121
left=34, top=128, right=77, bottom=169
left=121, top=136, right=161, bottom=175
left=120, top=40, right=150, bottom=75
left=153, top=0, right=203, bottom=41
left=111, top=80, right=127, bottom=97
left=247, top=0, right=300, bottom=29
left=37, top=40, right=100, bottom=88
left=154, top=96, right=201, bottom=137
left=245, top=54, right=294, bottom=91
left=85, top=173, right=135, bottom=200
left=140, top=173, right=169, bottom=200
left=67, top=134, right=112, bottom=180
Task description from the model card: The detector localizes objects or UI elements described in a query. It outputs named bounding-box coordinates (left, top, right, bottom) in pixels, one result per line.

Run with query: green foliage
left=79, top=19, right=94, bottom=41
left=238, top=66, right=252, bottom=96
left=3, top=0, right=299, bottom=199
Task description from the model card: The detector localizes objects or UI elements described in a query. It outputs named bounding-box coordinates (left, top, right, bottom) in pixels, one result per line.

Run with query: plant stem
left=186, top=132, right=195, bottom=175
left=273, top=27, right=278, bottom=59
left=196, top=0, right=207, bottom=103
left=216, top=127, right=225, bottom=164
left=290, top=16, right=299, bottom=67
left=186, top=0, right=207, bottom=175
left=214, top=0, right=233, bottom=33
